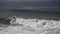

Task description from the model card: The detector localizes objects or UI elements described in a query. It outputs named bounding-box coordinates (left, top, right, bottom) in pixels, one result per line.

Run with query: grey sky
left=0, top=0, right=59, bottom=2
left=0, top=0, right=60, bottom=9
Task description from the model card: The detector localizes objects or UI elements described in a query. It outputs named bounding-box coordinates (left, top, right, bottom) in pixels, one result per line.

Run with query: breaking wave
left=0, top=9, right=60, bottom=34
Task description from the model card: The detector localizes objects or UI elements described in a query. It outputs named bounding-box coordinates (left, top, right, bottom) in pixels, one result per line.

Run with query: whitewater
left=0, top=10, right=60, bottom=34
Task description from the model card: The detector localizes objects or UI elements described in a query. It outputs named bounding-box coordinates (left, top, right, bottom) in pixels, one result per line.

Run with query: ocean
left=0, top=8, right=60, bottom=34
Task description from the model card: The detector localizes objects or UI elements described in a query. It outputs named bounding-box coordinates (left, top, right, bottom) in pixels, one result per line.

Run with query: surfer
left=10, top=16, right=16, bottom=24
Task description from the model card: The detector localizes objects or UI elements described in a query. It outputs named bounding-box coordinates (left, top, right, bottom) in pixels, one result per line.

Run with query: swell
left=0, top=9, right=60, bottom=21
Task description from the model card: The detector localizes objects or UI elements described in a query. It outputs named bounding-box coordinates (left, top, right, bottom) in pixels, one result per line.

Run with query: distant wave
left=10, top=8, right=60, bottom=15
left=0, top=8, right=60, bottom=15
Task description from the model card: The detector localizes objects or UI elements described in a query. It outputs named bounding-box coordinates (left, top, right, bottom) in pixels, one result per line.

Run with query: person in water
left=10, top=16, right=16, bottom=24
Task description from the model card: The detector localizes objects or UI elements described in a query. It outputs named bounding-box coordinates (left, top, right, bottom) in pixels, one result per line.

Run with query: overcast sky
left=0, top=0, right=59, bottom=2
left=0, top=0, right=60, bottom=9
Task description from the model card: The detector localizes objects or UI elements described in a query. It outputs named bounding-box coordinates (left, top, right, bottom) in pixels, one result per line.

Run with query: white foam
left=0, top=17, right=60, bottom=34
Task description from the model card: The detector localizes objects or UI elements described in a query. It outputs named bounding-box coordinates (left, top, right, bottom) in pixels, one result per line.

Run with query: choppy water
left=0, top=9, right=60, bottom=34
